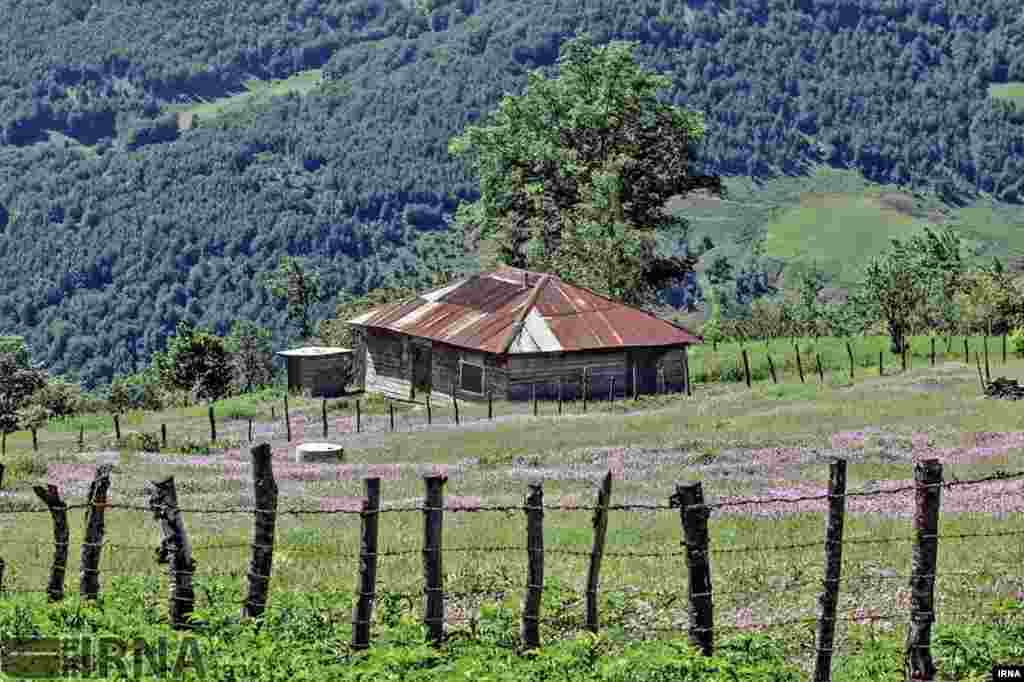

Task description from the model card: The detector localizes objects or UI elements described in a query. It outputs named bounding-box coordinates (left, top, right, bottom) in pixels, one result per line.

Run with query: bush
left=1010, top=327, right=1024, bottom=357
left=117, top=430, right=161, bottom=453
left=31, top=376, right=83, bottom=418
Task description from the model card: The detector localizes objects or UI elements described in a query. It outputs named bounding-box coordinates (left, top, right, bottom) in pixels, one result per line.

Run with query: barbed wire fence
left=2, top=445, right=1024, bottom=680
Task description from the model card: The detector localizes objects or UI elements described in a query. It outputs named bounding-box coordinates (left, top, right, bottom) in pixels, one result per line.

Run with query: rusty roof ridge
left=500, top=274, right=550, bottom=354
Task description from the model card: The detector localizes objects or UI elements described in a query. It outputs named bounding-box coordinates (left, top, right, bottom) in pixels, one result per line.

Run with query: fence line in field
left=1, top=450, right=1023, bottom=681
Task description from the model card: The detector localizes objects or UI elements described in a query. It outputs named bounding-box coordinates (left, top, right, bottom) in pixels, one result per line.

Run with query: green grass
left=165, top=68, right=324, bottom=125
left=3, top=335, right=1024, bottom=677
left=989, top=81, right=1024, bottom=107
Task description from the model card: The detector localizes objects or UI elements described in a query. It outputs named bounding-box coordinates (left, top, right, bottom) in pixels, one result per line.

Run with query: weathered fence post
left=963, top=337, right=969, bottom=364
left=533, top=383, right=538, bottom=417
left=148, top=477, right=195, bottom=630
left=242, top=443, right=277, bottom=619
left=209, top=403, right=217, bottom=443
left=846, top=341, right=855, bottom=381
left=582, top=368, right=588, bottom=413
left=1002, top=332, right=1007, bottom=364
left=113, top=414, right=121, bottom=441
left=904, top=459, right=942, bottom=682
left=0, top=462, right=4, bottom=489
left=659, top=365, right=666, bottom=394
left=389, top=401, right=395, bottom=432
left=633, top=364, right=639, bottom=401
left=766, top=353, right=777, bottom=384
left=813, top=459, right=847, bottom=682
left=558, top=378, right=563, bottom=415
left=356, top=399, right=361, bottom=433
left=451, top=381, right=460, bottom=426
left=683, top=347, right=692, bottom=397
left=879, top=350, right=884, bottom=376
left=248, top=417, right=253, bottom=443
left=80, top=464, right=113, bottom=601
left=284, top=394, right=292, bottom=442
left=796, top=346, right=805, bottom=383
left=425, top=394, right=431, bottom=426
left=322, top=399, right=328, bottom=438
left=521, top=482, right=544, bottom=650
left=976, top=354, right=986, bottom=391
left=984, top=335, right=991, bottom=383
left=488, top=389, right=493, bottom=420
left=161, top=423, right=167, bottom=450
left=0, top=557, right=4, bottom=595
left=422, top=475, right=447, bottom=646
left=816, top=353, right=825, bottom=383
left=32, top=484, right=68, bottom=602
left=609, top=376, right=616, bottom=403
left=741, top=349, right=751, bottom=388
left=930, top=337, right=936, bottom=367
left=586, top=472, right=612, bottom=633
left=352, top=477, right=381, bottom=650
left=671, top=481, right=713, bottom=656
left=78, top=425, right=85, bottom=451
left=271, top=406, right=275, bottom=420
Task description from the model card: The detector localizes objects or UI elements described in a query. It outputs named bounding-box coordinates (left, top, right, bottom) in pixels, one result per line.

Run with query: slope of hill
left=2, top=0, right=1024, bottom=388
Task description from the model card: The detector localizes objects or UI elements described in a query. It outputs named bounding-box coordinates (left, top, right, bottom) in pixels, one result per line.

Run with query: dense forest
left=2, top=0, right=1024, bottom=389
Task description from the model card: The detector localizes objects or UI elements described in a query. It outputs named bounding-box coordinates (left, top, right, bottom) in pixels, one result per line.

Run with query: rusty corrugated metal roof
left=346, top=267, right=702, bottom=353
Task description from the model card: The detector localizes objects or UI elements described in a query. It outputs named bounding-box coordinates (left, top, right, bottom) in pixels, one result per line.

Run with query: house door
left=412, top=345, right=432, bottom=399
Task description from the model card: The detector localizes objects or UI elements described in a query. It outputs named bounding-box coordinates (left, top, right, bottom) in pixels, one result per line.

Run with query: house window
left=459, top=355, right=485, bottom=394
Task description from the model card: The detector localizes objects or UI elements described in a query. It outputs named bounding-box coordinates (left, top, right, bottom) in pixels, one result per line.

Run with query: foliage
left=261, top=256, right=323, bottom=341
left=28, top=375, right=83, bottom=418
left=107, top=376, right=132, bottom=415
left=225, top=319, right=276, bottom=394
left=449, top=34, right=721, bottom=305
left=0, top=350, right=48, bottom=456
left=15, top=400, right=52, bottom=451
left=152, top=321, right=233, bottom=403
left=1010, top=327, right=1024, bottom=357
left=118, top=430, right=162, bottom=453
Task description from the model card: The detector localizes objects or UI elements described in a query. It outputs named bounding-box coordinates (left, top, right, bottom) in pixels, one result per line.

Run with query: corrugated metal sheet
left=347, top=266, right=701, bottom=353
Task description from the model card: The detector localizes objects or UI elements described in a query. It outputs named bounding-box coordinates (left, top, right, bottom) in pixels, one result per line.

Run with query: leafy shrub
left=1010, top=327, right=1024, bottom=357
left=30, top=376, right=83, bottom=418
left=117, top=430, right=161, bottom=453
left=177, top=437, right=211, bottom=455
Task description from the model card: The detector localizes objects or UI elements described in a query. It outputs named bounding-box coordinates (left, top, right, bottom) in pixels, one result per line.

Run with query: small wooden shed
left=276, top=346, right=353, bottom=398
left=346, top=267, right=701, bottom=402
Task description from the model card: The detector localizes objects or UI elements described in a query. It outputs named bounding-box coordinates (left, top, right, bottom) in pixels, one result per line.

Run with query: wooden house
left=346, top=267, right=701, bottom=402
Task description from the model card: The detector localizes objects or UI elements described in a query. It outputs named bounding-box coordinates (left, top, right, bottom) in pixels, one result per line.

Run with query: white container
left=295, top=442, right=344, bottom=463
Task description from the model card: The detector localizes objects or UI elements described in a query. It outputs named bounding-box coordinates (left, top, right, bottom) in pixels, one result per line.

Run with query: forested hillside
left=2, top=0, right=1024, bottom=389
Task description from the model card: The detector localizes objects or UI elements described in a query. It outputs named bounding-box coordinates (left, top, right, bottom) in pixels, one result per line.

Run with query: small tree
left=0, top=351, right=48, bottom=458
left=225, top=320, right=275, bottom=394
left=262, top=256, right=323, bottom=340
left=108, top=377, right=132, bottom=416
left=16, top=399, right=52, bottom=452
left=153, top=322, right=233, bottom=403
left=31, top=375, right=83, bottom=419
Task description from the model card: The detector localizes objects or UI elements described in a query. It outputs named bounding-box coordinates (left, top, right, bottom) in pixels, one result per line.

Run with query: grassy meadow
left=1, top=334, right=1024, bottom=679
left=165, top=69, right=324, bottom=127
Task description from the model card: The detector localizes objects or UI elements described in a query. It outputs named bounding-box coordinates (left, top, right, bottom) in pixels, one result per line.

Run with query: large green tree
left=151, top=322, right=233, bottom=403
left=449, top=34, right=722, bottom=305
left=225, top=320, right=276, bottom=394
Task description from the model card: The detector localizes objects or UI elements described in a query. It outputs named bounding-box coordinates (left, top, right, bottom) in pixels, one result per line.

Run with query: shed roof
left=347, top=267, right=701, bottom=354
left=276, top=346, right=353, bottom=357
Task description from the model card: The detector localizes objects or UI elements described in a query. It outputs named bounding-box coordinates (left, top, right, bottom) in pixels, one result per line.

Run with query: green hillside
left=2, top=0, right=1024, bottom=388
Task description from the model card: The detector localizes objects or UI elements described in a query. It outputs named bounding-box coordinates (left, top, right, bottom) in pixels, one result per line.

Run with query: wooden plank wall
left=508, top=350, right=625, bottom=401
left=364, top=329, right=413, bottom=400
left=294, top=354, right=349, bottom=398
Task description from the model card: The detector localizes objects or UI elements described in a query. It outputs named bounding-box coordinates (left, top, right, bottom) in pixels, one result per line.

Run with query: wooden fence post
left=582, top=368, right=588, bottom=413
left=558, top=378, right=563, bottom=415
left=683, top=347, right=692, bottom=397
left=879, top=350, right=883, bottom=376
left=671, top=481, right=713, bottom=656
left=931, top=337, right=936, bottom=367
left=488, top=389, right=493, bottom=420
left=426, top=394, right=431, bottom=426
left=963, top=337, right=969, bottom=364
left=242, top=443, right=278, bottom=619
left=633, top=364, right=639, bottom=401
left=32, top=484, right=68, bottom=603
left=533, top=383, right=538, bottom=417
left=451, top=382, right=460, bottom=426
left=422, top=475, right=447, bottom=646
left=113, top=413, right=121, bottom=441
left=1003, top=332, right=1007, bottom=364
left=78, top=424, right=84, bottom=451
left=767, top=353, right=777, bottom=384
left=846, top=340, right=855, bottom=381
left=352, top=477, right=381, bottom=650
left=586, top=472, right=612, bottom=633
left=271, top=406, right=275, bottom=420
left=0, top=558, right=4, bottom=595
left=80, top=464, right=113, bottom=601
left=284, top=395, right=291, bottom=443
left=356, top=400, right=361, bottom=433
left=976, top=353, right=986, bottom=391
left=813, top=459, right=847, bottom=682
left=816, top=353, right=825, bottom=383
left=248, top=418, right=253, bottom=443
left=148, top=477, right=195, bottom=630
left=905, top=459, right=942, bottom=682
left=659, top=365, right=666, bottom=395
left=609, top=376, right=616, bottom=403
left=796, top=346, right=805, bottom=384
left=209, top=403, right=217, bottom=443
left=322, top=399, right=328, bottom=438
left=741, top=349, right=751, bottom=388
left=161, top=423, right=167, bottom=450
left=389, top=401, right=395, bottom=432
left=0, top=462, right=4, bottom=489
left=521, top=482, right=544, bottom=650
left=984, top=335, right=991, bottom=383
